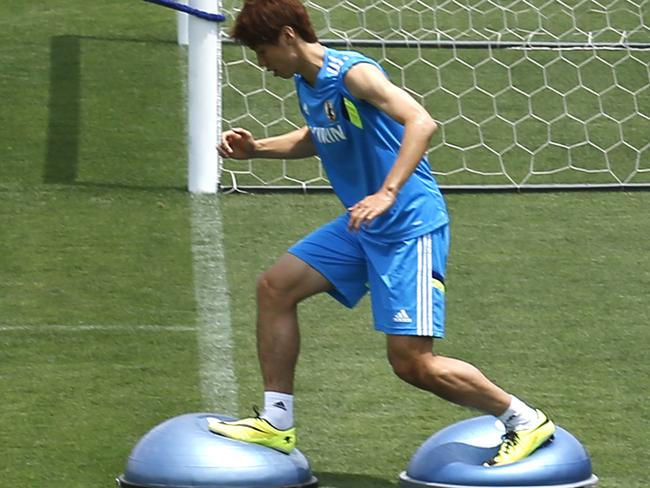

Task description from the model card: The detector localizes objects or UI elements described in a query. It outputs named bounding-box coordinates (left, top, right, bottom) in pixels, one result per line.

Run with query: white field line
left=190, top=195, right=238, bottom=415
left=0, top=324, right=198, bottom=332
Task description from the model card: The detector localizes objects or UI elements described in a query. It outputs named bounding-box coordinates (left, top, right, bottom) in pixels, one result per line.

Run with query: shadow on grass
left=44, top=35, right=185, bottom=192
left=73, top=181, right=187, bottom=194
left=316, top=471, right=398, bottom=488
left=45, top=35, right=80, bottom=184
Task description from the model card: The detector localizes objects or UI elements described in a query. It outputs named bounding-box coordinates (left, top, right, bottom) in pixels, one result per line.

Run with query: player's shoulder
left=325, top=48, right=363, bottom=64
left=325, top=48, right=380, bottom=77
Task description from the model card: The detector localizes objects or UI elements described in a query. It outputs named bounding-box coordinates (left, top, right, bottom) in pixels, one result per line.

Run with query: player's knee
left=256, top=269, right=297, bottom=308
left=256, top=270, right=284, bottom=301
left=388, top=354, right=426, bottom=387
left=389, top=353, right=453, bottom=392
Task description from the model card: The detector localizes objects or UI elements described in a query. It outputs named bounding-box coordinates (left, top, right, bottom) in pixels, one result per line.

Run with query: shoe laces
left=498, top=430, right=520, bottom=455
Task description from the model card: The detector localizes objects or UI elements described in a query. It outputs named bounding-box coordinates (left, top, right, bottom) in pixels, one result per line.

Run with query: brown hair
left=231, top=0, right=318, bottom=48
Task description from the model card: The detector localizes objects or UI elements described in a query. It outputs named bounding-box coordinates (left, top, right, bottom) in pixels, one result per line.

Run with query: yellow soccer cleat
left=485, top=409, right=556, bottom=467
left=207, top=416, right=296, bottom=454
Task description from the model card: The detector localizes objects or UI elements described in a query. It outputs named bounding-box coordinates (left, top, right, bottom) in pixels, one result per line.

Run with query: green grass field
left=1, top=2, right=650, bottom=488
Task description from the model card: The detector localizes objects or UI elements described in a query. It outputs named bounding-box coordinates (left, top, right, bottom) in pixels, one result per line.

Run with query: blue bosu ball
left=399, top=416, right=598, bottom=488
left=117, top=413, right=318, bottom=488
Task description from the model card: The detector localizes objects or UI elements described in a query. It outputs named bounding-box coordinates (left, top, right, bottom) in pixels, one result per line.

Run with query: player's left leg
left=386, top=335, right=511, bottom=413
left=365, top=224, right=555, bottom=466
left=385, top=336, right=555, bottom=466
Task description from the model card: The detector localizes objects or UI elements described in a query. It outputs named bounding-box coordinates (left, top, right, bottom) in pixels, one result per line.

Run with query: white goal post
left=181, top=0, right=650, bottom=192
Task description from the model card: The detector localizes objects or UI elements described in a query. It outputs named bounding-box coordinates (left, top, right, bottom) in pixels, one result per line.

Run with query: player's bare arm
left=219, top=126, right=317, bottom=160
left=344, top=63, right=438, bottom=231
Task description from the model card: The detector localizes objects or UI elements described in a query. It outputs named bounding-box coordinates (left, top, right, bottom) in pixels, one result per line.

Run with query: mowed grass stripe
left=0, top=324, right=198, bottom=332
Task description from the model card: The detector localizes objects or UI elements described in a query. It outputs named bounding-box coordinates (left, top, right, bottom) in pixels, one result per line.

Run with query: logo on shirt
left=302, top=102, right=309, bottom=115
left=324, top=100, right=337, bottom=121
left=309, top=124, right=347, bottom=144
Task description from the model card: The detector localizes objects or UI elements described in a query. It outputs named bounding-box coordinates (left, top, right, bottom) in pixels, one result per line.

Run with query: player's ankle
left=261, top=391, right=294, bottom=430
left=498, top=395, right=539, bottom=431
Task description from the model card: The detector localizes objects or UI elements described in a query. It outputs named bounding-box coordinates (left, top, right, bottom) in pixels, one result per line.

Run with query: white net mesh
left=219, top=0, right=650, bottom=190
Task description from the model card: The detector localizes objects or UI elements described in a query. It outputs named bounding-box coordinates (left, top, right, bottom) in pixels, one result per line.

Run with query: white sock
left=260, top=391, right=294, bottom=430
left=498, top=395, right=540, bottom=431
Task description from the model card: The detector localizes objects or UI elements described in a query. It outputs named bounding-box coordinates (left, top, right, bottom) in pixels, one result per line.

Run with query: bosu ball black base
left=399, top=416, right=598, bottom=488
left=116, top=413, right=318, bottom=488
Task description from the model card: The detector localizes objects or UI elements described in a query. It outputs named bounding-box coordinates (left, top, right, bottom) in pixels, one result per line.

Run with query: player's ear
left=280, top=25, right=297, bottom=44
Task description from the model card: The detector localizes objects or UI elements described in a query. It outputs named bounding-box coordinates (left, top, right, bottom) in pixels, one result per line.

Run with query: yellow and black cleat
left=207, top=416, right=296, bottom=454
left=485, top=409, right=556, bottom=467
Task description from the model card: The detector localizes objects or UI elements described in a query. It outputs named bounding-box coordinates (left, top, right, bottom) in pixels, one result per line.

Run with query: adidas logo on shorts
left=393, top=309, right=413, bottom=323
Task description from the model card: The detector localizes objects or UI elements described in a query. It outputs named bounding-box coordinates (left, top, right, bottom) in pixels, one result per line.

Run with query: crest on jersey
left=302, top=102, right=309, bottom=115
left=324, top=100, right=337, bottom=121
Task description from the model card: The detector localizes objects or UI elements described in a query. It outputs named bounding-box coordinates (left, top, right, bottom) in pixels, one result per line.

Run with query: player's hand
left=347, top=189, right=396, bottom=231
left=218, top=128, right=256, bottom=159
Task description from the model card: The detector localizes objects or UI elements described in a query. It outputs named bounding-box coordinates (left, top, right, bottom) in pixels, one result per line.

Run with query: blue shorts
left=288, top=214, right=449, bottom=337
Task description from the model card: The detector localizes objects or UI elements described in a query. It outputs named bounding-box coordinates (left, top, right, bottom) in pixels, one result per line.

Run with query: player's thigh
left=262, top=252, right=333, bottom=303
left=385, top=334, right=435, bottom=366
left=288, top=214, right=368, bottom=308
left=364, top=225, right=449, bottom=337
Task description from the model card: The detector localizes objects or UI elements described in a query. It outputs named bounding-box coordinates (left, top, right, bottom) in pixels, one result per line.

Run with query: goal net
left=218, top=0, right=650, bottom=191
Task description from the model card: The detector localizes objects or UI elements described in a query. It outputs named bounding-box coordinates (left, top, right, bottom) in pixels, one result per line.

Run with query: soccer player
left=208, top=0, right=555, bottom=466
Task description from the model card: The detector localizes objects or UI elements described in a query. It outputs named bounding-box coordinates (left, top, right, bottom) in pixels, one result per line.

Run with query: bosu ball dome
left=400, top=415, right=598, bottom=488
left=117, top=413, right=318, bottom=488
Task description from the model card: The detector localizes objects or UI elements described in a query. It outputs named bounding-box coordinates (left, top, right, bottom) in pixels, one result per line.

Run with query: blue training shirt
left=294, top=47, right=449, bottom=242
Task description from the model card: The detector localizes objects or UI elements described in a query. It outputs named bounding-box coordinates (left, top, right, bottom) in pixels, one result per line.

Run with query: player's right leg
left=209, top=214, right=368, bottom=453
left=208, top=252, right=330, bottom=453
left=255, top=252, right=334, bottom=394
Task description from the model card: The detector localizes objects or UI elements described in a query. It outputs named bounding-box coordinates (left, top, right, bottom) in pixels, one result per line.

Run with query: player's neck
left=295, top=42, right=325, bottom=87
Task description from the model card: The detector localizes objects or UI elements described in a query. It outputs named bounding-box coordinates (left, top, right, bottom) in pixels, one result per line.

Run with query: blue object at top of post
left=142, top=0, right=226, bottom=22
